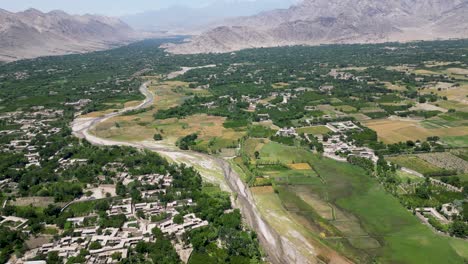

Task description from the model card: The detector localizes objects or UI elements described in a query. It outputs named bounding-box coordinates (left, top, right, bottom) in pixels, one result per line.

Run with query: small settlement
left=16, top=170, right=208, bottom=264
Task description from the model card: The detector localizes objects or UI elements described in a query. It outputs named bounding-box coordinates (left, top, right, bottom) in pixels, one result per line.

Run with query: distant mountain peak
left=166, top=0, right=468, bottom=54
left=21, top=8, right=44, bottom=16
left=0, top=9, right=138, bottom=62
left=47, top=10, right=69, bottom=16
left=0, top=8, right=12, bottom=14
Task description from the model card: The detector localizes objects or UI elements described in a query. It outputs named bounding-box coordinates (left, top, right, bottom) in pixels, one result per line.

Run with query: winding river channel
left=71, top=70, right=314, bottom=264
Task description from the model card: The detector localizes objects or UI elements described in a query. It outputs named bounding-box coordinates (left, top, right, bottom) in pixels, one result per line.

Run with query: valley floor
left=79, top=72, right=467, bottom=264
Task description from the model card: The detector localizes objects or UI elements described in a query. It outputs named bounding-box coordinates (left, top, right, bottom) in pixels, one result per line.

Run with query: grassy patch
left=296, top=126, right=331, bottom=135
left=248, top=125, right=276, bottom=138
left=308, top=155, right=465, bottom=264
left=223, top=119, right=249, bottom=129
left=442, top=135, right=468, bottom=148
left=259, top=142, right=313, bottom=164
left=337, top=105, right=358, bottom=113
left=252, top=141, right=466, bottom=263
left=387, top=155, right=444, bottom=175
left=66, top=200, right=100, bottom=216
left=272, top=82, right=290, bottom=89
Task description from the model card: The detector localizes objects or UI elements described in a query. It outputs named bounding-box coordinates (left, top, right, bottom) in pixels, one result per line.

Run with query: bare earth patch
left=11, top=197, right=57, bottom=207
left=409, top=103, right=448, bottom=113
left=288, top=163, right=313, bottom=170
left=446, top=68, right=468, bottom=75
left=364, top=118, right=468, bottom=144
left=251, top=186, right=274, bottom=194
left=384, top=82, right=407, bottom=91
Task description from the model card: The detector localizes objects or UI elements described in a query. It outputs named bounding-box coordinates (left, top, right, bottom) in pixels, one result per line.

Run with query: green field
left=442, top=135, right=468, bottom=148
left=337, top=105, right=358, bottom=113
left=387, top=155, right=444, bottom=175
left=422, top=114, right=468, bottom=128
left=266, top=169, right=321, bottom=185
left=259, top=142, right=313, bottom=164
left=250, top=142, right=466, bottom=263
left=308, top=154, right=466, bottom=264
left=296, top=125, right=331, bottom=135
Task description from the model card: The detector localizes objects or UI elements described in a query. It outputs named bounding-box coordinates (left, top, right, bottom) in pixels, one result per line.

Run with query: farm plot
left=364, top=118, right=468, bottom=144
left=269, top=170, right=321, bottom=186
left=432, top=100, right=468, bottom=112
left=252, top=191, right=345, bottom=263
left=11, top=197, right=58, bottom=207
left=409, top=103, right=447, bottom=113
left=243, top=138, right=267, bottom=157
left=417, top=153, right=468, bottom=173
left=307, top=154, right=466, bottom=264
left=446, top=68, right=468, bottom=75
left=422, top=83, right=468, bottom=101
left=292, top=185, right=381, bottom=250
left=422, top=112, right=468, bottom=129
left=288, top=163, right=313, bottom=170
left=296, top=126, right=331, bottom=135
left=450, top=148, right=468, bottom=161
left=384, top=82, right=407, bottom=91
left=250, top=186, right=274, bottom=194
left=259, top=142, right=314, bottom=164
left=337, top=105, right=357, bottom=113
left=387, top=155, right=444, bottom=175
left=244, top=138, right=466, bottom=262
left=443, top=136, right=468, bottom=148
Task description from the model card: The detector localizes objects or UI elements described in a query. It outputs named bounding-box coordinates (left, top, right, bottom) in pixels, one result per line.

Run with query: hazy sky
left=0, top=0, right=299, bottom=16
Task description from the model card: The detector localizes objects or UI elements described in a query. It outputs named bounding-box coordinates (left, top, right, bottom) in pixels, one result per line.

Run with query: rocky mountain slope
left=165, top=0, right=468, bottom=54
left=121, top=0, right=297, bottom=34
left=0, top=9, right=137, bottom=62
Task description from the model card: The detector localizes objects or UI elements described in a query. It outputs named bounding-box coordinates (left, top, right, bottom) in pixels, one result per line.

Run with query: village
left=13, top=169, right=208, bottom=264
left=275, top=121, right=379, bottom=163
left=0, top=107, right=66, bottom=168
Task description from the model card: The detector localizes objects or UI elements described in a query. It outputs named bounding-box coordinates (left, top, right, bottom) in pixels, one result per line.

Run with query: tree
left=152, top=227, right=164, bottom=239
left=254, top=151, right=260, bottom=160
left=153, top=134, right=163, bottom=141
left=449, top=221, right=467, bottom=238
left=94, top=200, right=110, bottom=212
left=47, top=251, right=62, bottom=264
left=89, top=241, right=102, bottom=250
left=415, top=184, right=431, bottom=199
left=111, top=252, right=122, bottom=260
left=116, top=181, right=126, bottom=196
left=420, top=142, right=431, bottom=152
left=173, top=214, right=184, bottom=225
left=136, top=210, right=145, bottom=219
left=44, top=204, right=61, bottom=217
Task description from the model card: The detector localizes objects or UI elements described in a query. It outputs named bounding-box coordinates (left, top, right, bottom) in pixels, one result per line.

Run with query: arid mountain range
left=1, top=0, right=467, bottom=61
left=121, top=0, right=297, bottom=34
left=0, top=8, right=138, bottom=62
left=165, top=0, right=468, bottom=54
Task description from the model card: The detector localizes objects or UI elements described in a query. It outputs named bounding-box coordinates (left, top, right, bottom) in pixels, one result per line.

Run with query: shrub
left=153, top=134, right=163, bottom=141
left=89, top=241, right=102, bottom=250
